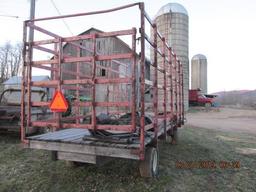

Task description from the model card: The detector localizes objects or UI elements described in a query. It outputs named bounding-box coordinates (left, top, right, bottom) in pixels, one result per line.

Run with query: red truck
left=189, top=89, right=214, bottom=107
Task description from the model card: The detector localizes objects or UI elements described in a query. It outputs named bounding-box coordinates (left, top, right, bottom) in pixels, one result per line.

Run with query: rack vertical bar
left=139, top=2, right=146, bottom=159
left=153, top=23, right=158, bottom=144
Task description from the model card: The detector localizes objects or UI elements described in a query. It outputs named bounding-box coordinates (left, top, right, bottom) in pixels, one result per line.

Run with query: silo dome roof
left=192, top=54, right=207, bottom=60
left=156, top=3, right=188, bottom=17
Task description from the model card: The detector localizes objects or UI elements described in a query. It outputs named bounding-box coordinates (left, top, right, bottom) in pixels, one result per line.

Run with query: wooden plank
left=57, top=151, right=96, bottom=164
left=29, top=140, right=140, bottom=160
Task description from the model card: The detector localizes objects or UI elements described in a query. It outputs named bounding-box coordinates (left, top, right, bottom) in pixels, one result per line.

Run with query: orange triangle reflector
left=49, top=91, right=68, bottom=112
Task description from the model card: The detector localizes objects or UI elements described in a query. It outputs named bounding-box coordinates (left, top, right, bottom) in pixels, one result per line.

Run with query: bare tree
left=0, top=42, right=22, bottom=83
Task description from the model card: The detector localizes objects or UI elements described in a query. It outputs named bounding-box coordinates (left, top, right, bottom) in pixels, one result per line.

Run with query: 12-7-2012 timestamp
left=175, top=160, right=240, bottom=169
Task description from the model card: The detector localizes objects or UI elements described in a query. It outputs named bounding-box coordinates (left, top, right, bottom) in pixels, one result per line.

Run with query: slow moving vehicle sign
left=49, top=91, right=68, bottom=112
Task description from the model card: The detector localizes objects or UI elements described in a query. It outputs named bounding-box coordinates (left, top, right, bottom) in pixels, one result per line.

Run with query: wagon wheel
left=139, top=147, right=159, bottom=178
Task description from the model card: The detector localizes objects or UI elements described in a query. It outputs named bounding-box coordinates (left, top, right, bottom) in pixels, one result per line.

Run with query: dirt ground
left=186, top=107, right=256, bottom=134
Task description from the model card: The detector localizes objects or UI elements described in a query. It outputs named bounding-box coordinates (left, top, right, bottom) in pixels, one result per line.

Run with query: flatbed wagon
left=21, top=2, right=185, bottom=177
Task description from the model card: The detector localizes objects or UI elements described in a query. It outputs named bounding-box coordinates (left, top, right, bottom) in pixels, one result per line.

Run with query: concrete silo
left=191, top=54, right=208, bottom=94
left=154, top=3, right=189, bottom=111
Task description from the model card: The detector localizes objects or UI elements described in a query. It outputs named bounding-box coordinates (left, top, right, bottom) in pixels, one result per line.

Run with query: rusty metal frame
left=21, top=2, right=184, bottom=160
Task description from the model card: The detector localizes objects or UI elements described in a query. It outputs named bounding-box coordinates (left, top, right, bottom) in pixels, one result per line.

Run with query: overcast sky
left=0, top=0, right=256, bottom=93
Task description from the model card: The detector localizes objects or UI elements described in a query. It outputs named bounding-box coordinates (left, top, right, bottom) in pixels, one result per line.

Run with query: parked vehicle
left=0, top=76, right=49, bottom=133
left=189, top=89, right=214, bottom=107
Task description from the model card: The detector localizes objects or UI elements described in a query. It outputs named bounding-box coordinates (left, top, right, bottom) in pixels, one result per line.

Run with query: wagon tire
left=139, top=147, right=159, bottom=178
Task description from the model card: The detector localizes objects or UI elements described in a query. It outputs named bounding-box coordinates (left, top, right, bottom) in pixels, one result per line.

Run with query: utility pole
left=25, top=0, right=36, bottom=131
left=29, top=0, right=36, bottom=43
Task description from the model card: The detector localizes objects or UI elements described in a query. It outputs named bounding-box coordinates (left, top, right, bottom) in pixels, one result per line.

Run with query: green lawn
left=0, top=126, right=255, bottom=192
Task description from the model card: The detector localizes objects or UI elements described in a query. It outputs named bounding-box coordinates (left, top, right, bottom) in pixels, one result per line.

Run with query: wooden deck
left=27, top=120, right=175, bottom=162
left=28, top=128, right=154, bottom=161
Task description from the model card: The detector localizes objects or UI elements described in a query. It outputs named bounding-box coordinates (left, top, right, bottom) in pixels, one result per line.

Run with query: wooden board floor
left=28, top=128, right=154, bottom=149
left=27, top=119, right=177, bottom=160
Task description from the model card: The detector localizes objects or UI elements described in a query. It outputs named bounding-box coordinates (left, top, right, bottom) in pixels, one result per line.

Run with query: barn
left=60, top=28, right=151, bottom=114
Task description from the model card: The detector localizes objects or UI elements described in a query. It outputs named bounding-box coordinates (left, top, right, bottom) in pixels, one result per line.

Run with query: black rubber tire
left=139, top=147, right=159, bottom=178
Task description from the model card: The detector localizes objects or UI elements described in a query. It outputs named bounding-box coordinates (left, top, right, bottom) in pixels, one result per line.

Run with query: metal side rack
left=21, top=2, right=185, bottom=177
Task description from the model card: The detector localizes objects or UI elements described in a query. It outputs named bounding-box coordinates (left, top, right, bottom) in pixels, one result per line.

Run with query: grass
left=0, top=126, right=256, bottom=192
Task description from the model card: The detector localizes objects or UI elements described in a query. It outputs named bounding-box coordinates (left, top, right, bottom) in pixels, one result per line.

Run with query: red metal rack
left=21, top=2, right=184, bottom=177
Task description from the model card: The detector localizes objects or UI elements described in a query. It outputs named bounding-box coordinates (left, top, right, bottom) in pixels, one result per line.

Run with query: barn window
left=101, top=68, right=106, bottom=76
left=99, top=61, right=106, bottom=77
left=79, top=42, right=83, bottom=56
left=97, top=41, right=101, bottom=51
